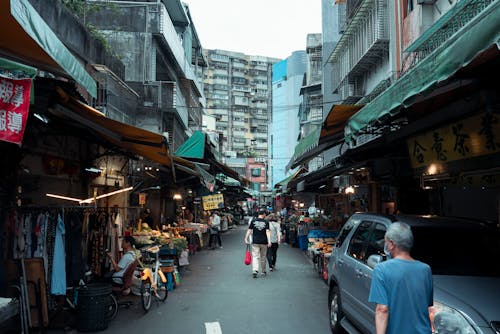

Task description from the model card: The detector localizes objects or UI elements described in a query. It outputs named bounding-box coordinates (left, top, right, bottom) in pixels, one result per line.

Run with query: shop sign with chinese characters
left=202, top=193, right=224, bottom=211
left=0, top=76, right=32, bottom=145
left=407, top=112, right=500, bottom=168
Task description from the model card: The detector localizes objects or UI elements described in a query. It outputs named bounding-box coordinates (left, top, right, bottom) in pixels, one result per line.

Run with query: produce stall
left=132, top=223, right=188, bottom=265
left=307, top=230, right=338, bottom=282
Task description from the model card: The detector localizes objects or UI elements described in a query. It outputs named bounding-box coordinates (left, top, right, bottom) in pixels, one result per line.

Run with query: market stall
left=307, top=229, right=338, bottom=283
left=132, top=223, right=188, bottom=265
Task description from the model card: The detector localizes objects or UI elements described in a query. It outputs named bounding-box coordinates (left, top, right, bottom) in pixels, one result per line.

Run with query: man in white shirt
left=107, top=236, right=136, bottom=286
left=208, top=211, right=222, bottom=249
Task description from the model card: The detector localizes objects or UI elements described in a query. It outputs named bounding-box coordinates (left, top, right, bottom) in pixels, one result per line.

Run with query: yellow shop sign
left=408, top=112, right=500, bottom=168
left=202, top=193, right=225, bottom=211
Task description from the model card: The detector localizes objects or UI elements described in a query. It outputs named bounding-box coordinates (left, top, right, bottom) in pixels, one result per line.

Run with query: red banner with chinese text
left=0, top=77, right=32, bottom=145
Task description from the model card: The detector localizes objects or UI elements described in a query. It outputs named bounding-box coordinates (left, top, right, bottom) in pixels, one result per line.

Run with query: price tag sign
left=139, top=193, right=146, bottom=205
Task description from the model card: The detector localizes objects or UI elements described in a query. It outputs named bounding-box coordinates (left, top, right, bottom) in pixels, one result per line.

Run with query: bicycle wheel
left=106, top=293, right=118, bottom=321
left=156, top=275, right=168, bottom=303
left=141, top=279, right=152, bottom=312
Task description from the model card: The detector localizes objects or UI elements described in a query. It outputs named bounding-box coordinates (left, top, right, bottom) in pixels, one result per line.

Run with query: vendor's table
left=179, top=230, right=200, bottom=255
left=311, top=251, right=331, bottom=283
left=182, top=223, right=209, bottom=249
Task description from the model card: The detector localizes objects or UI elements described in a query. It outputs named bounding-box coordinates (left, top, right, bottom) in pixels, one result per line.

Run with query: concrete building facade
left=270, top=51, right=307, bottom=187
left=298, top=34, right=324, bottom=172
left=87, top=0, right=207, bottom=151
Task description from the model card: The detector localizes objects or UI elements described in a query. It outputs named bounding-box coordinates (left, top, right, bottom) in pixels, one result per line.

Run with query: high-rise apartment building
left=202, top=49, right=279, bottom=159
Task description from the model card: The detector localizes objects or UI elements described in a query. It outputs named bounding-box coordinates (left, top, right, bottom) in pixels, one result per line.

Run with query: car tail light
left=429, top=301, right=476, bottom=334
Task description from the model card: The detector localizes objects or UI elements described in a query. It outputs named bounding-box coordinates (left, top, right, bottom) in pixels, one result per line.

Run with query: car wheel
left=329, top=286, right=345, bottom=334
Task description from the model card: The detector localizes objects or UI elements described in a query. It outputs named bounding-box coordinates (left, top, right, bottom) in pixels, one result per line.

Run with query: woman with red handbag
left=244, top=244, right=252, bottom=265
left=244, top=211, right=271, bottom=278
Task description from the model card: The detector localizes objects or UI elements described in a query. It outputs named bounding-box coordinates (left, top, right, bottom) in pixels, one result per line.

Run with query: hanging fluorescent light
left=46, top=194, right=83, bottom=202
left=34, top=113, right=49, bottom=123
left=85, top=167, right=102, bottom=173
left=79, top=186, right=134, bottom=204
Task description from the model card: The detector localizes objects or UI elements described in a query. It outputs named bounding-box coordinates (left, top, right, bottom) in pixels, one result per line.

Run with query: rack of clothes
left=1, top=205, right=140, bottom=331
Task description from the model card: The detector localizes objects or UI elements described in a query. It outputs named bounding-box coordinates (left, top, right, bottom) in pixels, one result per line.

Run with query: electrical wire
left=173, top=97, right=354, bottom=113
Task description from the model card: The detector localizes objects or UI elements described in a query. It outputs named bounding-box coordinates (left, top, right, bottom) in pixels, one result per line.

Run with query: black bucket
left=76, top=283, right=113, bottom=332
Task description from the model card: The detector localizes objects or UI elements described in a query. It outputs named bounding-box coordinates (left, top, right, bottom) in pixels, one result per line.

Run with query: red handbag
left=244, top=244, right=252, bottom=265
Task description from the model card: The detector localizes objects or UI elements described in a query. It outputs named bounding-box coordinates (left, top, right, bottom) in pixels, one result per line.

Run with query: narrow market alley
left=93, top=225, right=329, bottom=334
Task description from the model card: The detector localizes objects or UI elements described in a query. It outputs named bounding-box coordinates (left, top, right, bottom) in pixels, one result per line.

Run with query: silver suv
left=327, top=213, right=500, bottom=334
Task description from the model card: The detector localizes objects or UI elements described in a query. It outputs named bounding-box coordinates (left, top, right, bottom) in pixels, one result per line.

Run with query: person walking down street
left=208, top=211, right=222, bottom=249
left=368, top=222, right=433, bottom=334
left=244, top=210, right=271, bottom=278
left=266, top=213, right=281, bottom=271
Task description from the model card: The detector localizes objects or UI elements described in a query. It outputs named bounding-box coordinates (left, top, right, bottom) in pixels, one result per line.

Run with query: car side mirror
left=367, top=254, right=383, bottom=269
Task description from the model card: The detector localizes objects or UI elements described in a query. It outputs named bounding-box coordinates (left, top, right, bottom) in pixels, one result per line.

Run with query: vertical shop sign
left=139, top=193, right=146, bottom=205
left=0, top=77, right=31, bottom=145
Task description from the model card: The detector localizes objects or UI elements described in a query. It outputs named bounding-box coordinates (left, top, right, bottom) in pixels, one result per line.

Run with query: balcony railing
left=402, top=0, right=496, bottom=75
left=330, top=0, right=389, bottom=92
left=158, top=5, right=203, bottom=95
left=338, top=78, right=363, bottom=104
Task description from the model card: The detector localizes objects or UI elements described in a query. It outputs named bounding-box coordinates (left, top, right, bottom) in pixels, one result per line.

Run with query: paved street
left=103, top=225, right=330, bottom=334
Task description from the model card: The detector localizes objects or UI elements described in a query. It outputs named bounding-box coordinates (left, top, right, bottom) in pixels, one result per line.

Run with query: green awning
left=0, top=57, right=37, bottom=104
left=274, top=167, right=306, bottom=190
left=346, top=1, right=500, bottom=141
left=291, top=128, right=321, bottom=163
left=0, top=57, right=37, bottom=77
left=216, top=173, right=241, bottom=187
left=274, top=173, right=295, bottom=189
left=0, top=0, right=97, bottom=98
left=287, top=105, right=363, bottom=171
left=174, top=130, right=206, bottom=159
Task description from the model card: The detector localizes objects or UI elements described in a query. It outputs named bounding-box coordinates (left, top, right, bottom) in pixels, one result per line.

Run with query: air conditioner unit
left=417, top=0, right=437, bottom=4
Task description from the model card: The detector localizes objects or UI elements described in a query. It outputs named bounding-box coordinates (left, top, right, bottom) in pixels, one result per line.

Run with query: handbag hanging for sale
left=244, top=244, right=252, bottom=265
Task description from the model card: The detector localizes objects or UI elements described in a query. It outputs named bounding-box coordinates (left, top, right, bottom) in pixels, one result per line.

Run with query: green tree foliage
left=60, top=0, right=114, bottom=52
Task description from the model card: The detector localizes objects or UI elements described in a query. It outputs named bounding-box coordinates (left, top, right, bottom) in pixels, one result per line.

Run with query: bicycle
left=139, top=245, right=168, bottom=312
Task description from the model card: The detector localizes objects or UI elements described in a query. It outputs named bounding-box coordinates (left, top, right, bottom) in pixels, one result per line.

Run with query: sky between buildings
left=183, top=0, right=322, bottom=60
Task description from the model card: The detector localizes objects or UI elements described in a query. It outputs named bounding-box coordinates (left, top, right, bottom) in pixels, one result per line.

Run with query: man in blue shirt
left=368, top=222, right=433, bottom=334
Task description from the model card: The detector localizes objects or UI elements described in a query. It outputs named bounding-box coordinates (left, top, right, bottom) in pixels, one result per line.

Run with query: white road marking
left=205, top=321, right=222, bottom=334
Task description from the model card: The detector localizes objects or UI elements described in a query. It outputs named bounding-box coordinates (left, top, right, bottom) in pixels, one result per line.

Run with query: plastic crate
left=159, top=247, right=177, bottom=256
left=160, top=259, right=175, bottom=266
left=160, top=266, right=175, bottom=273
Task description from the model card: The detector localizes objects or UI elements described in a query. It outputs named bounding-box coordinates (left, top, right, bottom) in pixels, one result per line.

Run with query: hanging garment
left=33, top=213, right=44, bottom=257
left=81, top=211, right=89, bottom=262
left=67, top=211, right=84, bottom=285
left=34, top=213, right=49, bottom=279
left=51, top=213, right=66, bottom=295
left=2, top=211, right=16, bottom=260
left=14, top=211, right=25, bottom=259
left=45, top=214, right=56, bottom=292
left=105, top=214, right=113, bottom=270
left=115, top=212, right=123, bottom=251
left=24, top=213, right=32, bottom=258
